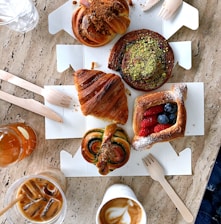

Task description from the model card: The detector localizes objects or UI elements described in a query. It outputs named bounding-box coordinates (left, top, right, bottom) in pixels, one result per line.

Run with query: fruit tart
left=108, top=29, right=174, bottom=91
left=81, top=123, right=131, bottom=175
left=132, top=84, right=187, bottom=150
left=72, top=0, right=130, bottom=47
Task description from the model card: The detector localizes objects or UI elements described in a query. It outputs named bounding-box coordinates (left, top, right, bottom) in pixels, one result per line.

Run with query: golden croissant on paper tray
left=74, top=69, right=129, bottom=125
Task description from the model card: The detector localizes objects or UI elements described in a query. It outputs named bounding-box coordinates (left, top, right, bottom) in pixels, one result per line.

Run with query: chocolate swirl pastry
left=81, top=123, right=130, bottom=175
left=132, top=84, right=187, bottom=150
left=108, top=29, right=174, bottom=91
left=72, top=0, right=130, bottom=47
left=74, top=69, right=128, bottom=125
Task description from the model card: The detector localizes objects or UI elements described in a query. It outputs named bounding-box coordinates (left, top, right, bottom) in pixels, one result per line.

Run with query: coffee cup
left=96, top=184, right=147, bottom=224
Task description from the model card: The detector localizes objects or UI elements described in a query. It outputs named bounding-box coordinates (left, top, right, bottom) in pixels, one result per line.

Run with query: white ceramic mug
left=96, top=184, right=147, bottom=224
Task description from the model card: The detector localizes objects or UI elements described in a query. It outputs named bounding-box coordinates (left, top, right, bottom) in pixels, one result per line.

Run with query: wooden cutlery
left=0, top=90, right=62, bottom=122
left=143, top=154, right=193, bottom=223
left=0, top=69, right=72, bottom=108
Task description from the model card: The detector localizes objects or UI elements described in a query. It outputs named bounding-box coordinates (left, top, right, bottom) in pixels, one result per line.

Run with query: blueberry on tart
left=108, top=29, right=174, bottom=91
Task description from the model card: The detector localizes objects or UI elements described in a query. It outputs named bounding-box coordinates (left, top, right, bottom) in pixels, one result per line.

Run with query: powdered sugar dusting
left=173, top=84, right=187, bottom=102
left=163, top=84, right=187, bottom=102
left=164, top=91, right=174, bottom=101
left=132, top=136, right=158, bottom=151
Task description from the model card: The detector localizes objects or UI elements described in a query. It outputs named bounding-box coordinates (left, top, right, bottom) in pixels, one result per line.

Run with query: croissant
left=81, top=123, right=131, bottom=175
left=132, top=84, right=187, bottom=150
left=74, top=69, right=128, bottom=125
left=72, top=0, right=130, bottom=47
left=108, top=29, right=174, bottom=91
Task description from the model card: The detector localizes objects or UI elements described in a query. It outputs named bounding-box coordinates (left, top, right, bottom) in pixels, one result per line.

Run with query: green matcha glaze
left=122, top=36, right=168, bottom=82
left=108, top=29, right=174, bottom=91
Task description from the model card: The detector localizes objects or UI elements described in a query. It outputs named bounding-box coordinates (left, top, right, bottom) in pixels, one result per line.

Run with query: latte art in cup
left=96, top=184, right=147, bottom=224
left=99, top=198, right=142, bottom=224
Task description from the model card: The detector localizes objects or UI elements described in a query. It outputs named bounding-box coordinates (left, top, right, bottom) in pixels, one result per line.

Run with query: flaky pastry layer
left=74, top=69, right=128, bottom=125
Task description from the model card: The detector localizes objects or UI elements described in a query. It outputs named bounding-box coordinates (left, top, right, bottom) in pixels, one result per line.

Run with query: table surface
left=0, top=0, right=221, bottom=223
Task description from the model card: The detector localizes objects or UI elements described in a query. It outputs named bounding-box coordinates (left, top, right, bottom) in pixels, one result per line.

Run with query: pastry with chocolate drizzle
left=72, top=0, right=130, bottom=47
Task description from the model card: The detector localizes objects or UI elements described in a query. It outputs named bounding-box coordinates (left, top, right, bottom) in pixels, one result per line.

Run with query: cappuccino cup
left=96, top=184, right=147, bottom=224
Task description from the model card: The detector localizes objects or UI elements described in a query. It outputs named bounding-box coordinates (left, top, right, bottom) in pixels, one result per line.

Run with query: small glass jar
left=0, top=0, right=39, bottom=33
left=0, top=122, right=37, bottom=168
left=4, top=169, right=67, bottom=224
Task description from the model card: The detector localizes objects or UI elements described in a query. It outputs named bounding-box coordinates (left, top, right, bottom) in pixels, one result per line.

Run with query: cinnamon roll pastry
left=108, top=29, right=174, bottom=91
left=74, top=69, right=128, bottom=125
left=132, top=84, right=187, bottom=150
left=72, top=0, right=130, bottom=47
left=81, top=123, right=131, bottom=175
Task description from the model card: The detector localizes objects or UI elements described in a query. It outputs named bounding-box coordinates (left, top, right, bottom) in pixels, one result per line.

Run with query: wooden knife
left=0, top=90, right=63, bottom=122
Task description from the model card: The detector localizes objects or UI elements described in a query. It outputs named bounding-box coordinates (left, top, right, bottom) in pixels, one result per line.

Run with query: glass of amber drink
left=4, top=169, right=67, bottom=224
left=0, top=122, right=37, bottom=167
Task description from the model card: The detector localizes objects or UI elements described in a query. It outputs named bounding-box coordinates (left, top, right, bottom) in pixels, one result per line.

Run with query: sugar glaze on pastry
left=132, top=84, right=187, bottom=150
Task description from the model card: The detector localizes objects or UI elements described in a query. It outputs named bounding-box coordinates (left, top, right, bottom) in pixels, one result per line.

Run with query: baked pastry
left=74, top=69, right=128, bottom=124
left=81, top=123, right=130, bottom=175
left=108, top=29, right=174, bottom=91
left=72, top=0, right=130, bottom=47
left=132, top=84, right=187, bottom=150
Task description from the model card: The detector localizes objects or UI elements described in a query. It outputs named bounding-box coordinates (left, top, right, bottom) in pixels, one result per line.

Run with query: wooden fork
left=143, top=154, right=193, bottom=223
left=142, top=0, right=160, bottom=11
left=158, top=0, right=183, bottom=20
left=0, top=69, right=72, bottom=108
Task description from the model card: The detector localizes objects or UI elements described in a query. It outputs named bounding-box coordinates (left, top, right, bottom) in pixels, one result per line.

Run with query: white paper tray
left=44, top=82, right=204, bottom=177
left=45, top=82, right=204, bottom=140
left=60, top=143, right=192, bottom=177
left=48, top=0, right=199, bottom=72
left=48, top=0, right=199, bottom=40
left=46, top=0, right=201, bottom=177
